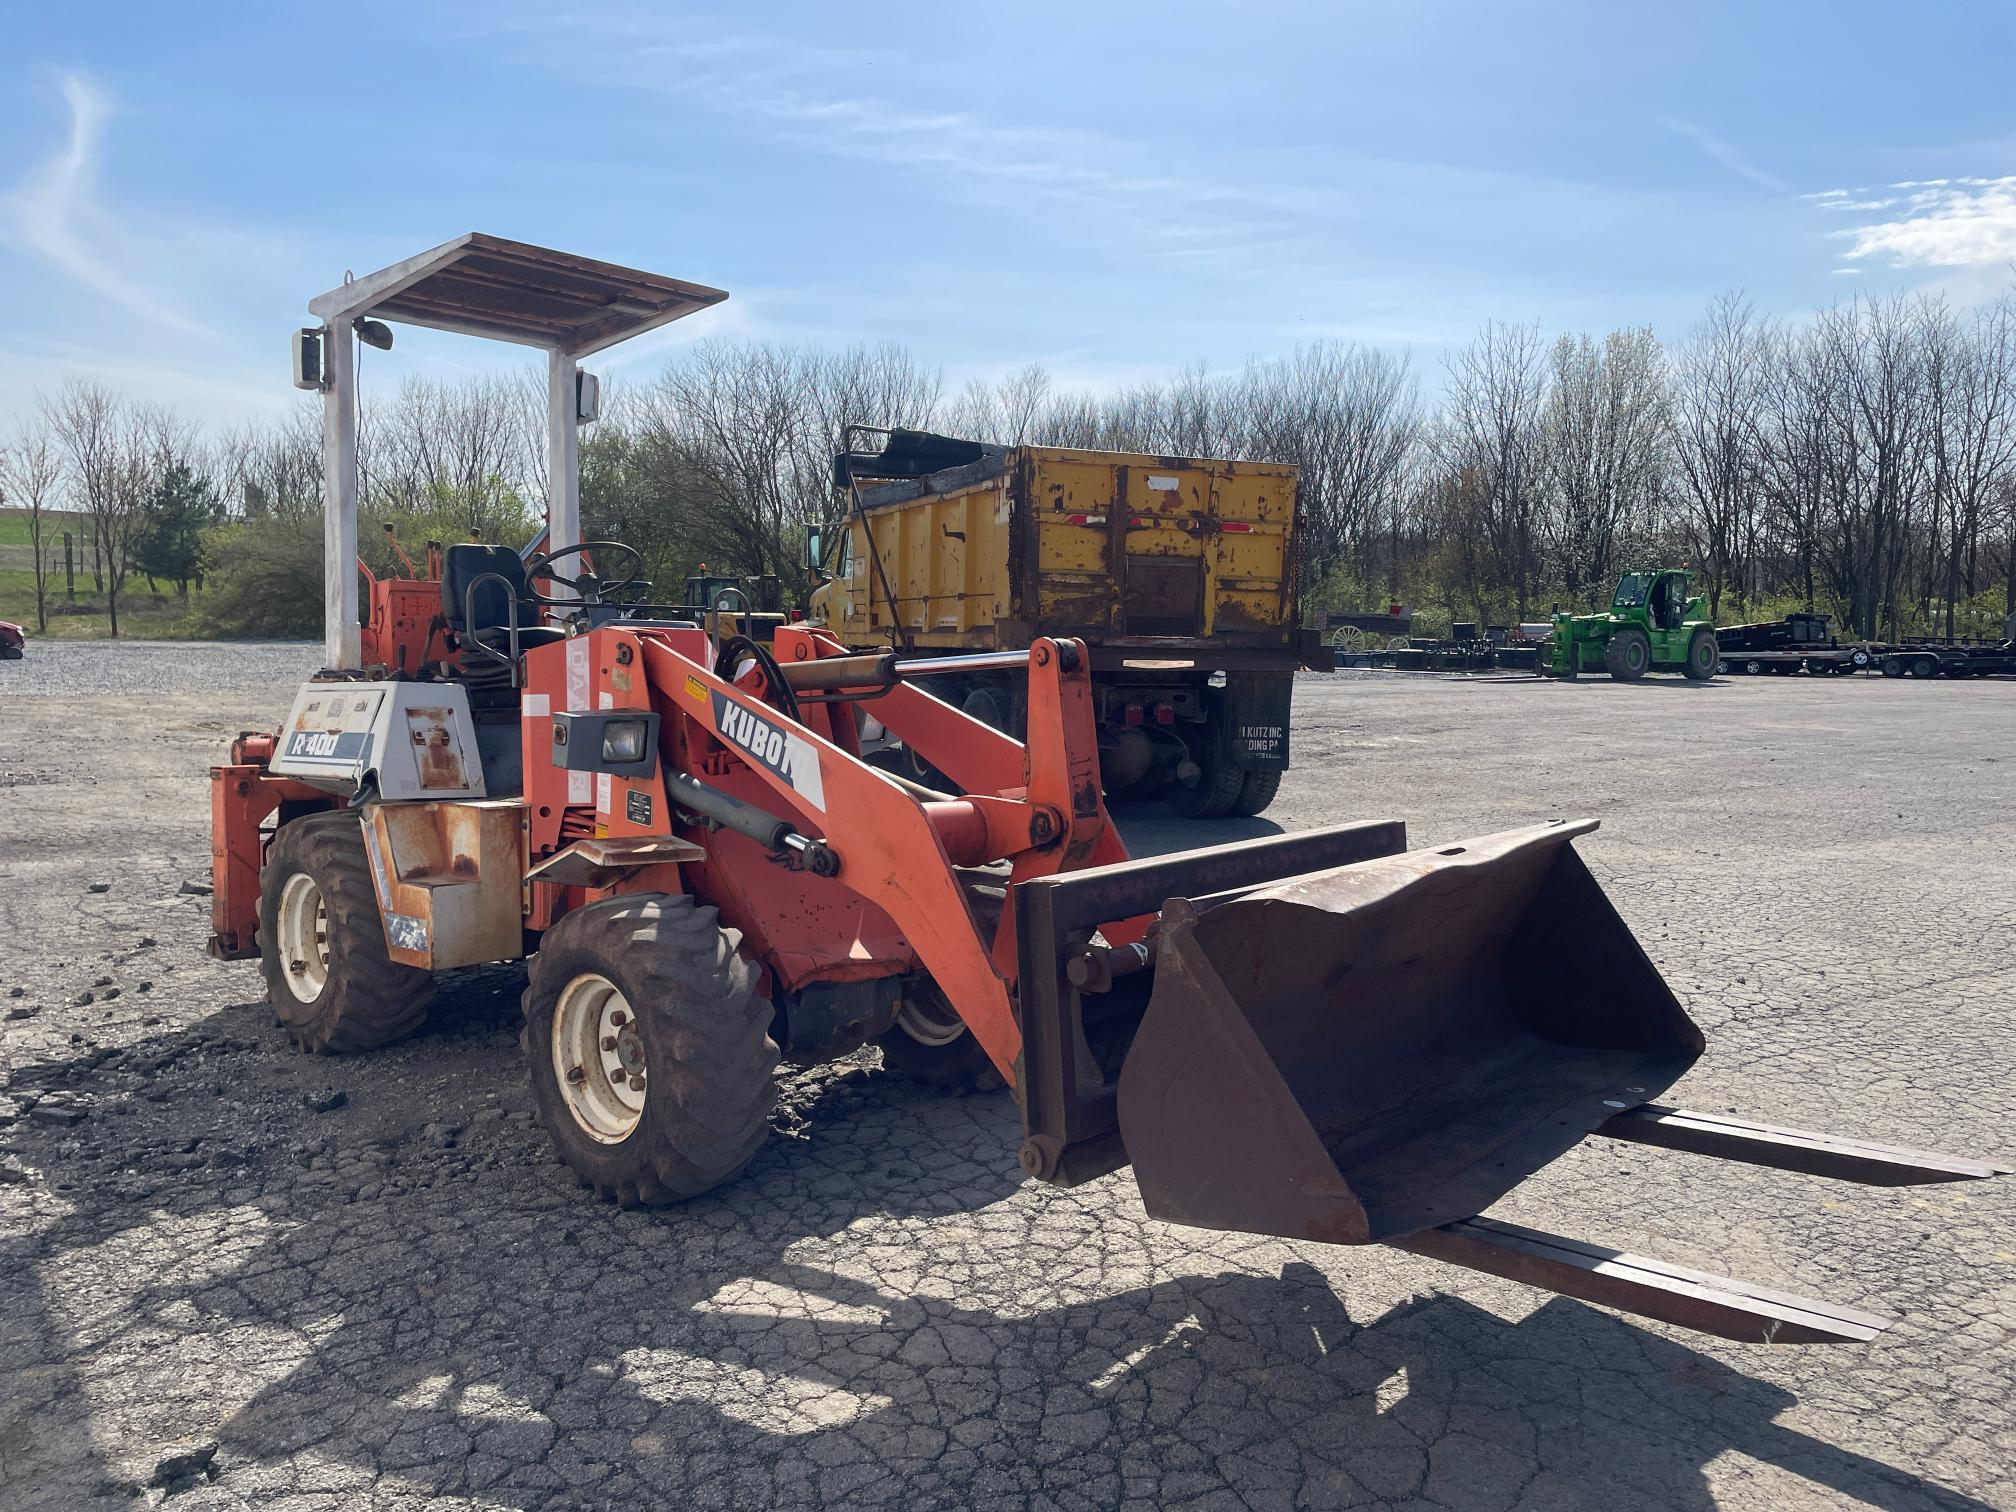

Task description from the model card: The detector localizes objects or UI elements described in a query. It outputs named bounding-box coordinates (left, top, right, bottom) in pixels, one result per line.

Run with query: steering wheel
left=522, top=541, right=646, bottom=606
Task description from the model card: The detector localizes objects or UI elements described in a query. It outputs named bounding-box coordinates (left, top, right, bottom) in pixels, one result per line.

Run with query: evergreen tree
left=133, top=462, right=220, bottom=598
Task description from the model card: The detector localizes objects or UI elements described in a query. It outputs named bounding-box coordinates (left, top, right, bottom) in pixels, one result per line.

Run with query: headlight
left=600, top=719, right=649, bottom=764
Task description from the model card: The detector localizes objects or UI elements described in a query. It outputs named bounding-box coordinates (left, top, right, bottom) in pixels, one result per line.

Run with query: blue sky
left=4, top=1, right=2015, bottom=427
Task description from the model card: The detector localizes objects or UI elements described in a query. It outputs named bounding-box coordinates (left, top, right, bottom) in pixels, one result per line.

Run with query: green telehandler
left=1540, top=568, right=1719, bottom=682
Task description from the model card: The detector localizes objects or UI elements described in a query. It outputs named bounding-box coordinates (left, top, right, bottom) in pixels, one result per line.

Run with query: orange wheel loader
left=210, top=237, right=2006, bottom=1350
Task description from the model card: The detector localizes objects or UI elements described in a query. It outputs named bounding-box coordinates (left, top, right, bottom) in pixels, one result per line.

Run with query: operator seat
left=440, top=544, right=566, bottom=713
left=441, top=544, right=568, bottom=649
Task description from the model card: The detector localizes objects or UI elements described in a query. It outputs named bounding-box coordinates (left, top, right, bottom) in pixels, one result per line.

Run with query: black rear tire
left=1604, top=629, right=1651, bottom=682
left=1683, top=631, right=1718, bottom=681
left=961, top=685, right=1010, bottom=734
left=1228, top=769, right=1283, bottom=817
left=1168, top=745, right=1246, bottom=818
left=258, top=813, right=432, bottom=1053
left=523, top=894, right=778, bottom=1205
left=1908, top=657, right=1938, bottom=679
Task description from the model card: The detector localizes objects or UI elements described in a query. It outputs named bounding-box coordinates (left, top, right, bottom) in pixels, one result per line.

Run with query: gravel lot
left=2, top=642, right=2012, bottom=1511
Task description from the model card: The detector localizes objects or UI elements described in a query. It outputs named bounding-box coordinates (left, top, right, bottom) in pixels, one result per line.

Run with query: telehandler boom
left=211, top=238, right=2003, bottom=1351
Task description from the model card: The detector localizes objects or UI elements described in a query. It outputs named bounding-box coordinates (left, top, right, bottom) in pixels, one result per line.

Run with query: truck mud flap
left=1216, top=669, right=1292, bottom=772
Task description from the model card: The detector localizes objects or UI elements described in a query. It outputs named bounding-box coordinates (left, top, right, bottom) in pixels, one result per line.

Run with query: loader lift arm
left=640, top=626, right=1131, bottom=1083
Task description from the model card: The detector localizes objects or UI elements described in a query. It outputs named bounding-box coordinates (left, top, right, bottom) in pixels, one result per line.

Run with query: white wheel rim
left=895, top=991, right=968, bottom=1047
left=552, top=973, right=647, bottom=1143
left=277, top=872, right=330, bottom=1004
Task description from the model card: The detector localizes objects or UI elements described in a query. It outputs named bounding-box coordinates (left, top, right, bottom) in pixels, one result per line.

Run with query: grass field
left=0, top=511, right=206, bottom=638
left=0, top=508, right=90, bottom=548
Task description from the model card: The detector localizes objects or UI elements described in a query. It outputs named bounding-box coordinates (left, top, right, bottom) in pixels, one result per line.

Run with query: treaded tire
left=1228, top=769, right=1283, bottom=817
left=1683, top=630, right=1718, bottom=681
left=258, top=812, right=432, bottom=1053
left=1168, top=754, right=1245, bottom=818
left=1604, top=629, right=1651, bottom=682
left=523, top=894, right=778, bottom=1205
left=876, top=873, right=1007, bottom=1093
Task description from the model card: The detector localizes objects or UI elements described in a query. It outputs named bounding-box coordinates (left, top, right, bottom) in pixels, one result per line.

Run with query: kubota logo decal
left=711, top=693, right=827, bottom=812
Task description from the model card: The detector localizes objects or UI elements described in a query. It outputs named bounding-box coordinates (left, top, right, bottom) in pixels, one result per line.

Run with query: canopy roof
left=306, top=232, right=727, bottom=357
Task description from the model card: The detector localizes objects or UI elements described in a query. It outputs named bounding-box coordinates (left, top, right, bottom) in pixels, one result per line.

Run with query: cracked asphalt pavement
left=2, top=643, right=2012, bottom=1510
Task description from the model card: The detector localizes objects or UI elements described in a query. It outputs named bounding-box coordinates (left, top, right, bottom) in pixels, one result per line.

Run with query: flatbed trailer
left=1716, top=646, right=1871, bottom=677
left=1710, top=609, right=2016, bottom=681
left=1869, top=641, right=2016, bottom=679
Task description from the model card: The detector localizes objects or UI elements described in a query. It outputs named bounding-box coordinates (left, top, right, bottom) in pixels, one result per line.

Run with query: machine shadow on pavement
left=0, top=1006, right=1998, bottom=1511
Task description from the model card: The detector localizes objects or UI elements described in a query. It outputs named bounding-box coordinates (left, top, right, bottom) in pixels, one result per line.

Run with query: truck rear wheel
left=1228, top=770, right=1282, bottom=817
left=1604, top=628, right=1651, bottom=681
left=258, top=812, right=432, bottom=1054
left=1168, top=760, right=1244, bottom=819
left=1683, top=631, right=1718, bottom=681
left=523, top=894, right=778, bottom=1205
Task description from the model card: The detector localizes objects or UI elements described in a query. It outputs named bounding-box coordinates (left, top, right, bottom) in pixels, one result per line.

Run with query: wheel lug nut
left=602, top=1035, right=617, bottom=1051
left=629, top=1076, right=646, bottom=1091
left=609, top=1010, right=628, bottom=1027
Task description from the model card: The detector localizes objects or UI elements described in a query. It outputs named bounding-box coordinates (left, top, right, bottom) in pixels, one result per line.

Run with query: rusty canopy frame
left=305, top=234, right=728, bottom=669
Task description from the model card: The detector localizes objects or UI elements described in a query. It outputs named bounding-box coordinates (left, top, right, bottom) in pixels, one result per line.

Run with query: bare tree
left=1243, top=343, right=1421, bottom=596
left=1, top=420, right=64, bottom=630
left=42, top=382, right=171, bottom=637
left=1438, top=322, right=1550, bottom=618
left=1924, top=295, right=2016, bottom=635
left=1539, top=327, right=1669, bottom=600
left=1670, top=296, right=1769, bottom=615
left=362, top=373, right=541, bottom=540
left=216, top=405, right=323, bottom=522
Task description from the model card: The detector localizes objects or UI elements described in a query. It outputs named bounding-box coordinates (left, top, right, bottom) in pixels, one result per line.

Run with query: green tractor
left=1540, top=568, right=1719, bottom=682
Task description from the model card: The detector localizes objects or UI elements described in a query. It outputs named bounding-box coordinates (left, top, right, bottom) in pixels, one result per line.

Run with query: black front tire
left=1604, top=629, right=1651, bottom=682
left=258, top=813, right=432, bottom=1053
left=1683, top=631, right=1718, bottom=681
left=524, top=894, right=778, bottom=1205
left=0, top=642, right=22, bottom=661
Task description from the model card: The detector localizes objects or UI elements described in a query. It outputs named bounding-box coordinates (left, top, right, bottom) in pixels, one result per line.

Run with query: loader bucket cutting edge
left=1119, top=819, right=1704, bottom=1245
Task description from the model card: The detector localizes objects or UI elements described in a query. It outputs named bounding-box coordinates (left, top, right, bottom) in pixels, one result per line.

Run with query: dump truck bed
left=833, top=444, right=1300, bottom=664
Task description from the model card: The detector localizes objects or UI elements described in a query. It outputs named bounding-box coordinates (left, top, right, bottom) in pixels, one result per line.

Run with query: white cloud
left=1, top=71, right=213, bottom=339
left=1663, top=118, right=1790, bottom=194
left=497, top=23, right=1303, bottom=275
left=1835, top=176, right=2016, bottom=268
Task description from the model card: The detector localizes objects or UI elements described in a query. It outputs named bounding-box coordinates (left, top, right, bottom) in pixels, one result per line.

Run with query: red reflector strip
left=1063, top=513, right=1108, bottom=526
left=1129, top=516, right=1155, bottom=527
left=1221, top=521, right=1252, bottom=532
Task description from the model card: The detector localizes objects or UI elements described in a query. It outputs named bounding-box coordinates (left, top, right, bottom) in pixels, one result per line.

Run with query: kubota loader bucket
left=1117, top=819, right=1706, bottom=1245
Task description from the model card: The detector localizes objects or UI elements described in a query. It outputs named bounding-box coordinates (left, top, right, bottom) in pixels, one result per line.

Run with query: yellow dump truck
left=808, top=429, right=1315, bottom=817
